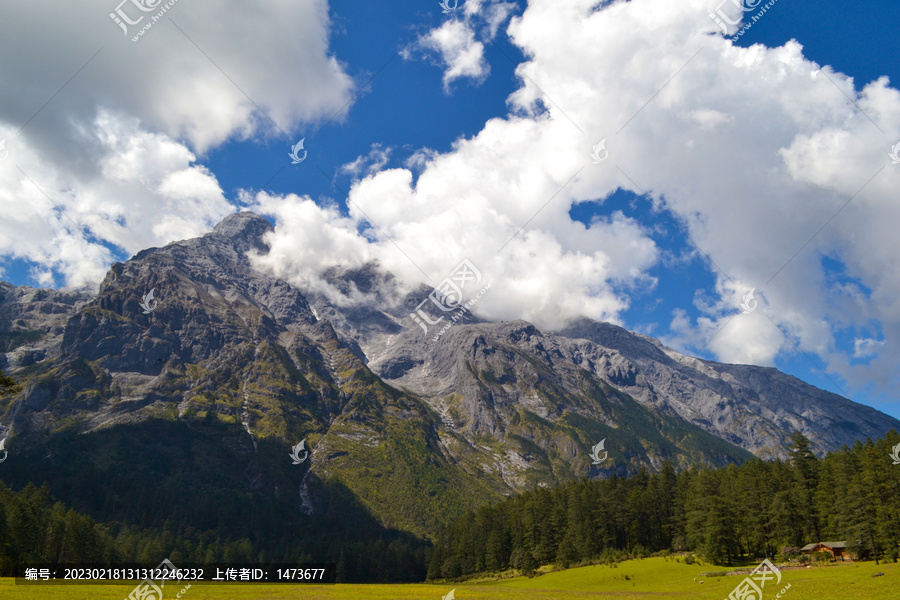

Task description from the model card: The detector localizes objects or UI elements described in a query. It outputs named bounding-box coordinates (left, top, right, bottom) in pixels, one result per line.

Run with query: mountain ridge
left=1, top=211, right=897, bottom=537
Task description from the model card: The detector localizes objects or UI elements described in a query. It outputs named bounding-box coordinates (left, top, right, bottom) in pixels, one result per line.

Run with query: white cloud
left=404, top=147, right=440, bottom=171
left=0, top=110, right=235, bottom=288
left=854, top=337, right=884, bottom=359
left=464, top=0, right=518, bottom=39
left=408, top=0, right=516, bottom=90
left=257, top=0, right=900, bottom=403
left=0, top=0, right=353, bottom=152
left=246, top=191, right=376, bottom=306
left=0, top=0, right=354, bottom=288
left=413, top=20, right=490, bottom=91
left=340, top=144, right=392, bottom=178
left=689, top=108, right=735, bottom=130
left=258, top=114, right=659, bottom=329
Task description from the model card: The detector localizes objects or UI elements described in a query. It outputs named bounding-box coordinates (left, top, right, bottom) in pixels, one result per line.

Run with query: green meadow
left=2, top=557, right=897, bottom=599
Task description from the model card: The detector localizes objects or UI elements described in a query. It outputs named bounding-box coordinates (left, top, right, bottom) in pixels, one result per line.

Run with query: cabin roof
left=801, top=541, right=847, bottom=551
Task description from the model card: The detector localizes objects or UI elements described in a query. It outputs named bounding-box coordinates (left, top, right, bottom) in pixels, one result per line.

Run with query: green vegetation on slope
left=429, top=431, right=900, bottom=579
left=0, top=420, right=428, bottom=583
left=0, top=369, right=19, bottom=394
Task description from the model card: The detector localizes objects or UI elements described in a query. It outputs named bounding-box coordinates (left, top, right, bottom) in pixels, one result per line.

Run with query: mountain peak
left=209, top=211, right=274, bottom=251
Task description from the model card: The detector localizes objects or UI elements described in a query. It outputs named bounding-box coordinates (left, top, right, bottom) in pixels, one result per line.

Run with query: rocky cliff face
left=302, top=258, right=899, bottom=461
left=1, top=212, right=897, bottom=532
left=554, top=319, right=891, bottom=458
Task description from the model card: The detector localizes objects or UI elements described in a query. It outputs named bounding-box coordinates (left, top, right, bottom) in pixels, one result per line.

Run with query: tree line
left=2, top=430, right=898, bottom=582
left=0, top=480, right=428, bottom=581
left=428, top=431, right=900, bottom=579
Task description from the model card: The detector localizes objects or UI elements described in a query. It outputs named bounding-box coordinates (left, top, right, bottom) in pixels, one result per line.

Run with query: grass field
left=2, top=557, right=897, bottom=599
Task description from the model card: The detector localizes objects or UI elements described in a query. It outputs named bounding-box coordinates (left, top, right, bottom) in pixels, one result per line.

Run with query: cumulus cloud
left=404, top=0, right=517, bottom=91
left=1, top=0, right=353, bottom=151
left=0, top=110, right=235, bottom=288
left=0, top=0, right=354, bottom=289
left=246, top=191, right=378, bottom=306
left=412, top=20, right=490, bottom=91
left=255, top=0, right=900, bottom=403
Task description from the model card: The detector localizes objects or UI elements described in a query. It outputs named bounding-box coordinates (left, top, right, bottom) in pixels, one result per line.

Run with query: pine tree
left=788, top=431, right=821, bottom=541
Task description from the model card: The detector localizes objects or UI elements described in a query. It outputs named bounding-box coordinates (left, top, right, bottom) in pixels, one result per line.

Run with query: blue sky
left=1, top=0, right=900, bottom=420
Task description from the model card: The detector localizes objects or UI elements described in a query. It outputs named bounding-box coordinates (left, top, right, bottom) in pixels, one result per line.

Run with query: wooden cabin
left=800, top=541, right=848, bottom=560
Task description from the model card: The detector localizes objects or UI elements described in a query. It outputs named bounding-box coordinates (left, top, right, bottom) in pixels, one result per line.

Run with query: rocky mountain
left=555, top=319, right=892, bottom=459
left=1, top=212, right=897, bottom=538
left=308, top=261, right=899, bottom=461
